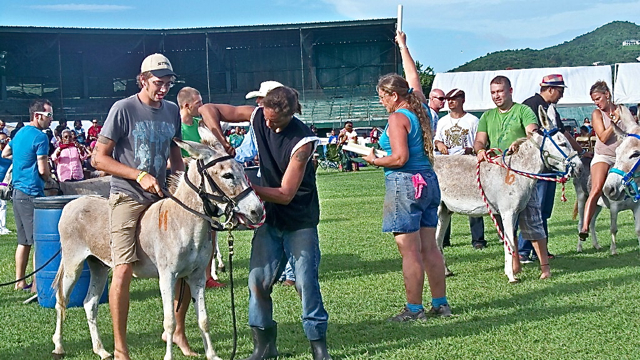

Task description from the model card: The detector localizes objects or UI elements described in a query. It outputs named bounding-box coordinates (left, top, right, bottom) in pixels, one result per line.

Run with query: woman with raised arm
left=580, top=81, right=622, bottom=238
left=363, top=31, right=449, bottom=321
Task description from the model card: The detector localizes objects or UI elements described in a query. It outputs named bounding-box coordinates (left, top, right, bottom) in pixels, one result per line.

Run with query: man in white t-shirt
left=434, top=88, right=486, bottom=249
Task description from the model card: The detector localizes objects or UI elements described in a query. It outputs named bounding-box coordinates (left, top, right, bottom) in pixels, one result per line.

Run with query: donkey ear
left=614, top=105, right=638, bottom=134
left=173, top=138, right=209, bottom=159
left=197, top=123, right=227, bottom=153
left=538, top=104, right=554, bottom=131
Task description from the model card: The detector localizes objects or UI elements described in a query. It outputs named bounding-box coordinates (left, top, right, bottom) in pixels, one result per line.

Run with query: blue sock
left=431, top=297, right=448, bottom=308
left=406, top=303, right=423, bottom=313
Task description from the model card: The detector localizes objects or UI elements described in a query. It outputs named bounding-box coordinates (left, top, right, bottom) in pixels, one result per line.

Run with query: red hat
left=540, top=74, right=567, bottom=88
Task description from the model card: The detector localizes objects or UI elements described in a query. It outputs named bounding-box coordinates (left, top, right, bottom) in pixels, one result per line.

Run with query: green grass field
left=1, top=167, right=639, bottom=359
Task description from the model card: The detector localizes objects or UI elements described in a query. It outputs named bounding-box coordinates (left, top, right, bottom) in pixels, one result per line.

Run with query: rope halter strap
left=608, top=133, right=640, bottom=202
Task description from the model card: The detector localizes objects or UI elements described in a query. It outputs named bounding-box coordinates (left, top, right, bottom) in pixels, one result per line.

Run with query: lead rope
left=475, top=159, right=511, bottom=255
left=476, top=149, right=572, bottom=255
left=226, top=227, right=238, bottom=360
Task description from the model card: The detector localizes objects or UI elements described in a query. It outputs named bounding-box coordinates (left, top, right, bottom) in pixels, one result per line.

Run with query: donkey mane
left=165, top=171, right=183, bottom=195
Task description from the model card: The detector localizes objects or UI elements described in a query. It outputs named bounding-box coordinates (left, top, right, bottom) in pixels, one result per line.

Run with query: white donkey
left=434, top=110, right=581, bottom=283
left=51, top=127, right=265, bottom=360
left=601, top=109, right=640, bottom=252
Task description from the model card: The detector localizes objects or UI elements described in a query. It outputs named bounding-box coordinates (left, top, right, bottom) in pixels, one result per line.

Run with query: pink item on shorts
left=411, top=173, right=427, bottom=199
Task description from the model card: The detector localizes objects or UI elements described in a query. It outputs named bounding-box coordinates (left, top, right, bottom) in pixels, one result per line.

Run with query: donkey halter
left=608, top=133, right=640, bottom=202
left=183, top=154, right=254, bottom=228
left=530, top=128, right=578, bottom=177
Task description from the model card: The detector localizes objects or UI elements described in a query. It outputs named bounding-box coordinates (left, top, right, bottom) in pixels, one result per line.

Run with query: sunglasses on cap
left=35, top=111, right=53, bottom=118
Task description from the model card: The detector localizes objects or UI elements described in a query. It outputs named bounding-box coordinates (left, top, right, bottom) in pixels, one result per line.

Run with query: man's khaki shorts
left=109, top=193, right=150, bottom=266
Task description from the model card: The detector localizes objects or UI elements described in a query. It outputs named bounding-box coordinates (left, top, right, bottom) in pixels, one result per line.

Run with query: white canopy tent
left=432, top=66, right=613, bottom=112
left=613, top=63, right=640, bottom=105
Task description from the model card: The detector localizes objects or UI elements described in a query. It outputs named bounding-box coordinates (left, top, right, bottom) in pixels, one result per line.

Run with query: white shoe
left=0, top=228, right=11, bottom=235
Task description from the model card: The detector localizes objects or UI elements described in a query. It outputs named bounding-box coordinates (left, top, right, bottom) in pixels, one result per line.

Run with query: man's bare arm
left=1, top=144, right=12, bottom=160
left=252, top=143, right=312, bottom=205
left=36, top=155, right=50, bottom=181
left=199, top=104, right=255, bottom=154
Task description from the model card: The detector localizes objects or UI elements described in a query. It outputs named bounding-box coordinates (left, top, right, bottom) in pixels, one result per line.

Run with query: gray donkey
left=51, top=127, right=265, bottom=360
left=434, top=109, right=581, bottom=283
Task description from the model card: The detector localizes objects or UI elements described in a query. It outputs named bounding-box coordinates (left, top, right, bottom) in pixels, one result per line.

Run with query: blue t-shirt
left=0, top=157, right=11, bottom=182
left=379, top=106, right=432, bottom=176
left=8, top=125, right=49, bottom=196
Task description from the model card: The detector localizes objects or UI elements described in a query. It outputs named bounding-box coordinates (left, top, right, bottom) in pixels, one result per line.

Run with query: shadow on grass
left=4, top=271, right=639, bottom=360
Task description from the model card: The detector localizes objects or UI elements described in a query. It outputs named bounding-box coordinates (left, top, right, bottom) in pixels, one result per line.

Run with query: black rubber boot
left=310, top=338, right=332, bottom=360
left=241, top=325, right=278, bottom=360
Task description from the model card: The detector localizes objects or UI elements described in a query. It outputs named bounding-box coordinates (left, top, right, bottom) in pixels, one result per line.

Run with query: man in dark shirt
left=199, top=86, right=332, bottom=360
left=518, top=74, right=583, bottom=263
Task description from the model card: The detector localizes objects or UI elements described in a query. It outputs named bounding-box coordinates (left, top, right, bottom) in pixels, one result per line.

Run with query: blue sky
left=1, top=0, right=639, bottom=72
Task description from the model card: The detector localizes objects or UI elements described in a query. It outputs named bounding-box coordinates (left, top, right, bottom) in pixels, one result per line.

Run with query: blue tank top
left=379, top=107, right=432, bottom=176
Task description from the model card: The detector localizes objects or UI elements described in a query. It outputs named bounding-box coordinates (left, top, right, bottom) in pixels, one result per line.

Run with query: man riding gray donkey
left=198, top=85, right=332, bottom=360
left=434, top=75, right=581, bottom=282
left=51, top=53, right=264, bottom=360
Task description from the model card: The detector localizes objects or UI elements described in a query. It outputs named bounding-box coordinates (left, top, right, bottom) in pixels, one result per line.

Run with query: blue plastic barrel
left=34, top=195, right=109, bottom=308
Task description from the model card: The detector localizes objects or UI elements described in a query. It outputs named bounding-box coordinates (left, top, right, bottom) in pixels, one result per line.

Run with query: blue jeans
left=518, top=180, right=555, bottom=256
left=443, top=216, right=485, bottom=246
left=248, top=224, right=328, bottom=340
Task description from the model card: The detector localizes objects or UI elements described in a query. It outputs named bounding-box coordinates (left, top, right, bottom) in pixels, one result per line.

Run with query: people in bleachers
left=229, top=126, right=245, bottom=148
left=10, top=121, right=24, bottom=138
left=327, top=129, right=339, bottom=144
left=87, top=119, right=102, bottom=143
left=72, top=120, right=87, bottom=145
left=54, top=118, right=69, bottom=138
left=0, top=120, right=9, bottom=136
left=52, top=129, right=88, bottom=182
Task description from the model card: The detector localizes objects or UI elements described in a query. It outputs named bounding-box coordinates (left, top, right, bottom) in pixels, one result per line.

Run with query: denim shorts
left=382, top=170, right=441, bottom=233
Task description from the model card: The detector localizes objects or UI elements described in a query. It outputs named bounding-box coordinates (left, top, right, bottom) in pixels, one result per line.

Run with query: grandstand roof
left=0, top=18, right=396, bottom=35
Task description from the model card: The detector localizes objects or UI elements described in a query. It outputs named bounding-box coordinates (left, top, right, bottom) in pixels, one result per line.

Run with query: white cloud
left=29, top=4, right=133, bottom=12
left=321, top=0, right=640, bottom=41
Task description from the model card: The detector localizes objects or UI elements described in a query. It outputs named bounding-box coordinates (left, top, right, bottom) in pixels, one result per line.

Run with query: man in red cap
left=517, top=74, right=583, bottom=263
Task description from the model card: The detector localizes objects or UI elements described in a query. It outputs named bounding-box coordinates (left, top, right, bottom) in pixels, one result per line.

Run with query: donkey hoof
left=508, top=277, right=520, bottom=284
left=217, top=264, right=226, bottom=273
left=52, top=353, right=65, bottom=360
left=445, top=270, right=455, bottom=277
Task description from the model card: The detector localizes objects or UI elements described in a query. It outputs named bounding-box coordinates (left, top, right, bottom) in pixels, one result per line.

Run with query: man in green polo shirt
left=473, top=75, right=551, bottom=279
left=176, top=86, right=227, bottom=285
left=177, top=87, right=204, bottom=159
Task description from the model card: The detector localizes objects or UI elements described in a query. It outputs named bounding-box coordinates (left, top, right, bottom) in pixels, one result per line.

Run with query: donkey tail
left=572, top=200, right=578, bottom=220
left=53, top=263, right=67, bottom=320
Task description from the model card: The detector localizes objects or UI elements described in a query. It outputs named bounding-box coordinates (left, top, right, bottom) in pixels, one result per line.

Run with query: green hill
left=451, top=21, right=640, bottom=72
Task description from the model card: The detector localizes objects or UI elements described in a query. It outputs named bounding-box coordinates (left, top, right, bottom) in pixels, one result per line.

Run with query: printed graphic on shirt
left=443, top=124, right=470, bottom=149
left=131, top=120, right=175, bottom=175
